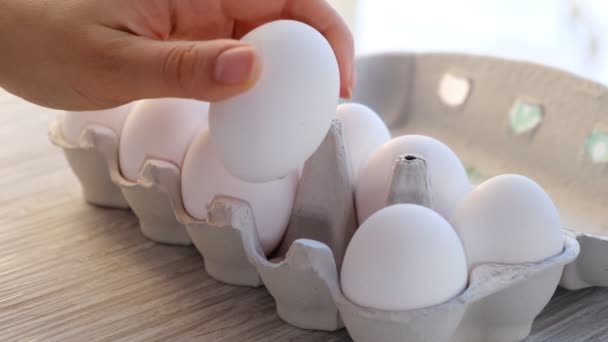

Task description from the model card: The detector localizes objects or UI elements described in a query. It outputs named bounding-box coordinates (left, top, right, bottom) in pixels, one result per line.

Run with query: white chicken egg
left=336, top=103, right=391, bottom=184
left=209, top=20, right=340, bottom=182
left=355, top=135, right=471, bottom=224
left=61, top=103, right=133, bottom=145
left=341, top=204, right=468, bottom=311
left=182, top=131, right=298, bottom=255
left=451, top=174, right=563, bottom=269
left=119, top=98, right=209, bottom=181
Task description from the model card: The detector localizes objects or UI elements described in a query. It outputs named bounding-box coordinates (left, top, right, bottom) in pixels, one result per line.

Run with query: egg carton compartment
left=50, top=114, right=354, bottom=289
left=194, top=195, right=577, bottom=341
left=49, top=117, right=192, bottom=245
left=48, top=119, right=129, bottom=209
left=173, top=123, right=578, bottom=341
left=49, top=52, right=590, bottom=341
left=48, top=113, right=324, bottom=288
left=160, top=120, right=354, bottom=328
left=218, top=120, right=357, bottom=330
left=49, top=114, right=579, bottom=341
left=117, top=160, right=192, bottom=246
left=352, top=52, right=608, bottom=290
left=335, top=238, right=577, bottom=342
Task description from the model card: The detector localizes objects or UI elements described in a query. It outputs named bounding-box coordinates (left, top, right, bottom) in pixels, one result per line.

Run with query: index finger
left=222, top=0, right=355, bottom=98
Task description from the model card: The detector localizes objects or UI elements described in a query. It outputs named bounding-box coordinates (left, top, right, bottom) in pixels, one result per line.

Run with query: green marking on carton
left=585, top=131, right=608, bottom=163
left=510, top=100, right=543, bottom=135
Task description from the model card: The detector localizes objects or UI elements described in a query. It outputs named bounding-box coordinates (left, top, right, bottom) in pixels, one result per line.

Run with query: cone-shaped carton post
left=277, top=120, right=358, bottom=269
left=387, top=154, right=433, bottom=209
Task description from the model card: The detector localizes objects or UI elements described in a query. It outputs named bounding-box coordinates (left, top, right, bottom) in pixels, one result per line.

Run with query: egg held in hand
left=451, top=174, right=563, bottom=269
left=336, top=103, right=391, bottom=185
left=119, top=98, right=209, bottom=181
left=61, top=103, right=133, bottom=145
left=182, top=131, right=298, bottom=255
left=210, top=20, right=340, bottom=182
left=341, top=204, right=468, bottom=311
left=355, top=135, right=471, bottom=224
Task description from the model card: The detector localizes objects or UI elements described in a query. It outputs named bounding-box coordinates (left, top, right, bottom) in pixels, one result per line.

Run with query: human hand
left=0, top=0, right=354, bottom=110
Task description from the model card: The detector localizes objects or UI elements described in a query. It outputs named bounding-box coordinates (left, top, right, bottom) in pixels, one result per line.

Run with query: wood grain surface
left=1, top=89, right=607, bottom=341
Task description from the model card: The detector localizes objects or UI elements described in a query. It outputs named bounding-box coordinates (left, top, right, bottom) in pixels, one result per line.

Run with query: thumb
left=114, top=38, right=262, bottom=102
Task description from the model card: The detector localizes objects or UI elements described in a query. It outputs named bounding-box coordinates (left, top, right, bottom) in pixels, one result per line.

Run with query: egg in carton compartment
left=351, top=52, right=608, bottom=290
left=186, top=120, right=358, bottom=330
left=182, top=201, right=577, bottom=341
left=48, top=115, right=193, bottom=246
left=48, top=119, right=129, bottom=209
left=49, top=51, right=597, bottom=340
left=48, top=113, right=352, bottom=289
left=334, top=237, right=577, bottom=342
left=49, top=110, right=579, bottom=341
left=180, top=119, right=578, bottom=342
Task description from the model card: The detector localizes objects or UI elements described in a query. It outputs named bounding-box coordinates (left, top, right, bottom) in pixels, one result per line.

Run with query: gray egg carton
left=48, top=119, right=192, bottom=245
left=48, top=121, right=129, bottom=209
left=49, top=52, right=597, bottom=341
left=349, top=53, right=607, bottom=290
left=50, top=115, right=578, bottom=342
left=176, top=122, right=577, bottom=342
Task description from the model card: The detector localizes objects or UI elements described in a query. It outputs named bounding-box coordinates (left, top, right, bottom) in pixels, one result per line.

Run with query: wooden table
left=1, top=89, right=607, bottom=341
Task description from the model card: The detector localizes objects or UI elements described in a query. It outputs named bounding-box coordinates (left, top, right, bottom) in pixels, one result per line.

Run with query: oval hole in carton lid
left=438, top=73, right=471, bottom=107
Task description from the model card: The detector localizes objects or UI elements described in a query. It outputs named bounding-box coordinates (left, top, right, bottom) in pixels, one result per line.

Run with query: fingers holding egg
left=182, top=131, right=298, bottom=256
left=209, top=20, right=340, bottom=183
left=119, top=98, right=209, bottom=181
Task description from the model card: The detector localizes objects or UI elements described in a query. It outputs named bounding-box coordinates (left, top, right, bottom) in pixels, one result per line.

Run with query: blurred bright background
left=328, top=0, right=608, bottom=86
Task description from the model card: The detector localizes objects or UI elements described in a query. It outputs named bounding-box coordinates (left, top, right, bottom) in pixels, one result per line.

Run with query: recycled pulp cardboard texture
left=352, top=53, right=608, bottom=290
left=275, top=120, right=358, bottom=270
left=51, top=112, right=576, bottom=340
left=246, top=120, right=355, bottom=330
left=118, top=160, right=192, bottom=245
left=49, top=118, right=192, bottom=245
left=48, top=120, right=129, bottom=209
left=382, top=156, right=565, bottom=341
left=335, top=239, right=577, bottom=342
left=246, top=117, right=577, bottom=339
left=194, top=194, right=578, bottom=341
left=387, top=155, right=433, bottom=208
left=186, top=120, right=357, bottom=320
left=116, top=119, right=579, bottom=340
left=51, top=53, right=585, bottom=341
left=122, top=120, right=357, bottom=291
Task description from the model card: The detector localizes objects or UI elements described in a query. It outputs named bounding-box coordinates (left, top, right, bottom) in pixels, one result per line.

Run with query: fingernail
left=341, top=64, right=356, bottom=99
left=346, top=87, right=353, bottom=99
left=214, top=46, right=257, bottom=85
left=341, top=87, right=353, bottom=99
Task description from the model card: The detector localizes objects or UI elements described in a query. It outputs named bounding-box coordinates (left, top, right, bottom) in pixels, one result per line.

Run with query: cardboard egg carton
left=49, top=114, right=355, bottom=290
left=48, top=120, right=129, bottom=209
left=51, top=113, right=578, bottom=341
left=50, top=52, right=595, bottom=341
left=351, top=53, right=608, bottom=290
left=181, top=122, right=578, bottom=342
left=192, top=196, right=577, bottom=342
left=49, top=118, right=192, bottom=245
